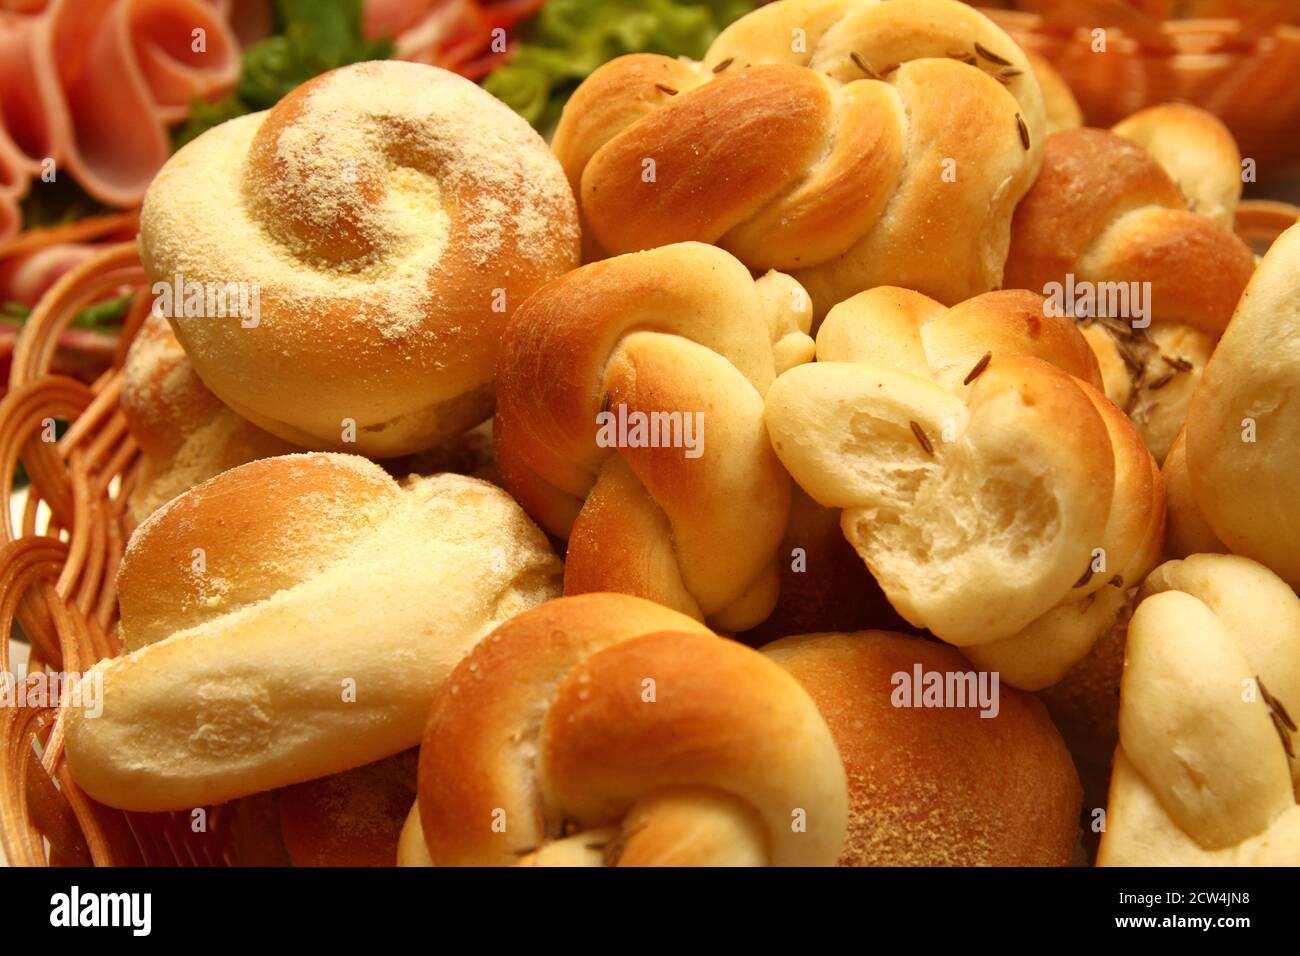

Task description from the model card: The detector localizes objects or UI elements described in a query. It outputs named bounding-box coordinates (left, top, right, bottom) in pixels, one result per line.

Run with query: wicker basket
left=980, top=3, right=1300, bottom=177
left=1, top=200, right=1297, bottom=866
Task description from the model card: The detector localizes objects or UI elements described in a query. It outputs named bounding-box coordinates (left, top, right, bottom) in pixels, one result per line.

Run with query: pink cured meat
left=0, top=0, right=240, bottom=241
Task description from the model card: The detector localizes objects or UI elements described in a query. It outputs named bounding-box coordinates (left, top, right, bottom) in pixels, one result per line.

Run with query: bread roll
left=1004, top=121, right=1256, bottom=462
left=1099, top=555, right=1300, bottom=865
left=764, top=631, right=1081, bottom=865
left=764, top=286, right=1164, bottom=688
left=64, top=453, right=561, bottom=811
left=278, top=750, right=418, bottom=867
left=1180, top=222, right=1300, bottom=588
left=121, top=311, right=297, bottom=531
left=495, top=242, right=813, bottom=631
left=1025, top=51, right=1081, bottom=133
left=416, top=593, right=848, bottom=866
left=552, top=0, right=1045, bottom=312
left=139, top=61, right=579, bottom=457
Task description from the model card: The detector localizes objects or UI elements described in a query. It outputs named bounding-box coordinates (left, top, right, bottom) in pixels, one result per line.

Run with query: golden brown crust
left=554, top=0, right=1046, bottom=310
left=1004, top=124, right=1256, bottom=461
left=64, top=453, right=562, bottom=811
left=279, top=750, right=418, bottom=867
left=417, top=593, right=848, bottom=866
left=764, top=631, right=1081, bottom=866
left=121, top=312, right=297, bottom=531
left=140, top=61, right=579, bottom=457
left=494, top=243, right=812, bottom=630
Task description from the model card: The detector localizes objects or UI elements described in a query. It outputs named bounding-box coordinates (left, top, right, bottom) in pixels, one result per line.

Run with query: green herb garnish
left=174, top=0, right=393, bottom=149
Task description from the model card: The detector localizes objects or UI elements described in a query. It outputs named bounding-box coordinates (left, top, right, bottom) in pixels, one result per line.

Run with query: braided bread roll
left=121, top=311, right=297, bottom=531
left=1004, top=112, right=1256, bottom=462
left=1099, top=555, right=1300, bottom=865
left=64, top=453, right=561, bottom=811
left=552, top=0, right=1045, bottom=312
left=416, top=594, right=848, bottom=866
left=765, top=287, right=1164, bottom=688
left=139, top=61, right=579, bottom=457
left=1164, top=222, right=1300, bottom=588
left=764, top=631, right=1081, bottom=866
left=495, top=242, right=814, bottom=631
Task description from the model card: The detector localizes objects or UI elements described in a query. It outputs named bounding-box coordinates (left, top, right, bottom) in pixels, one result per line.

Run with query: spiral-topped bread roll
left=1004, top=113, right=1256, bottom=462
left=1099, top=555, right=1300, bottom=865
left=495, top=242, right=814, bottom=631
left=415, top=594, right=848, bottom=866
left=139, top=60, right=580, bottom=457
left=552, top=0, right=1045, bottom=311
left=765, top=287, right=1164, bottom=688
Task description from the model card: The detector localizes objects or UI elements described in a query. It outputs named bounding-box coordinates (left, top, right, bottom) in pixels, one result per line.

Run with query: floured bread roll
left=64, top=453, right=561, bottom=811
left=139, top=60, right=580, bottom=457
left=765, top=286, right=1164, bottom=689
left=1099, top=555, right=1300, bottom=865
left=764, top=631, right=1081, bottom=866
left=1004, top=113, right=1255, bottom=462
left=1166, top=221, right=1300, bottom=588
left=121, top=311, right=297, bottom=532
left=415, top=594, right=848, bottom=866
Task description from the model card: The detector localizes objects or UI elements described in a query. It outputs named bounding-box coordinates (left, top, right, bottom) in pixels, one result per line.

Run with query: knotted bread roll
left=415, top=593, right=848, bottom=866
left=494, top=242, right=814, bottom=631
left=764, top=631, right=1081, bottom=866
left=1163, top=221, right=1300, bottom=588
left=121, top=311, right=297, bottom=531
left=1098, top=555, right=1300, bottom=865
left=765, top=287, right=1165, bottom=689
left=139, top=61, right=580, bottom=457
left=1004, top=112, right=1256, bottom=462
left=64, top=453, right=562, bottom=811
left=552, top=0, right=1045, bottom=311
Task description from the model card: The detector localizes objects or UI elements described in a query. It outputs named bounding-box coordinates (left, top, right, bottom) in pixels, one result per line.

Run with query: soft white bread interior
left=764, top=630, right=1081, bottom=866
left=765, top=286, right=1163, bottom=688
left=139, top=61, right=579, bottom=457
left=64, top=453, right=561, bottom=811
left=1098, top=554, right=1300, bottom=865
left=416, top=593, right=848, bottom=866
left=1181, top=221, right=1300, bottom=589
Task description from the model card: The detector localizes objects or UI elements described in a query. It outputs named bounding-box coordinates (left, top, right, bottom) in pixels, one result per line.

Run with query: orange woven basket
left=1, top=203, right=1297, bottom=866
left=0, top=243, right=247, bottom=867
left=979, top=1, right=1300, bottom=177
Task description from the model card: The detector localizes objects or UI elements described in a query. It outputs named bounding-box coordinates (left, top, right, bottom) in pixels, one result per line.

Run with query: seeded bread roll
left=1004, top=120, right=1256, bottom=462
left=552, top=0, right=1045, bottom=312
left=139, top=61, right=579, bottom=457
left=416, top=594, right=848, bottom=866
left=764, top=631, right=1081, bottom=866
left=121, top=311, right=297, bottom=531
left=1099, top=555, right=1300, bottom=865
left=64, top=453, right=562, bottom=811
left=764, top=286, right=1164, bottom=689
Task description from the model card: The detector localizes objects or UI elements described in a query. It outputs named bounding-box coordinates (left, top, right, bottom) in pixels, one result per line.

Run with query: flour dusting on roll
left=139, top=60, right=580, bottom=457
